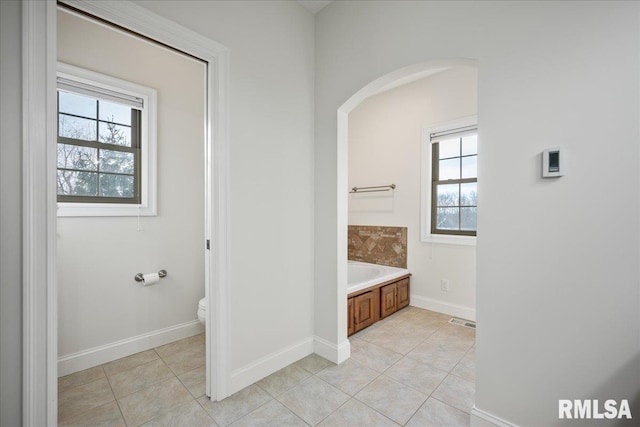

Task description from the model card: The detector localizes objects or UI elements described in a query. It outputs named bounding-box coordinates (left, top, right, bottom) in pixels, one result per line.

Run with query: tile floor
left=58, top=306, right=475, bottom=426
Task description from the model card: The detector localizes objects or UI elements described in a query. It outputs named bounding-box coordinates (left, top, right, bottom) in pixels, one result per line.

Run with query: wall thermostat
left=542, top=148, right=563, bottom=178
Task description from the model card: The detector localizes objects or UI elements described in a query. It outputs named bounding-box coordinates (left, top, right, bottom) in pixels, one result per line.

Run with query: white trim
left=56, top=62, right=158, bottom=217
left=58, top=321, right=204, bottom=377
left=229, top=338, right=314, bottom=395
left=411, top=294, right=476, bottom=322
left=421, top=115, right=478, bottom=246
left=471, top=406, right=520, bottom=427
left=336, top=59, right=478, bottom=358
left=314, top=336, right=351, bottom=364
left=22, top=1, right=57, bottom=425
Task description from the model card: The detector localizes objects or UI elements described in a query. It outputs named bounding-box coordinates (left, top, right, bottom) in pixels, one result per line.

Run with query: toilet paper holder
left=134, top=270, right=167, bottom=282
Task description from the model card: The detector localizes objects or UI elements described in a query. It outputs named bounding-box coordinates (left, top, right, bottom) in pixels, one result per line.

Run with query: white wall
left=348, top=67, right=477, bottom=320
left=57, top=9, right=206, bottom=371
left=0, top=0, right=23, bottom=424
left=133, top=0, right=315, bottom=385
left=316, top=2, right=639, bottom=426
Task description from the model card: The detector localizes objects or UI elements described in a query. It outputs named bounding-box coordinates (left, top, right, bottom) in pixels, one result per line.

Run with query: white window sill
left=57, top=203, right=156, bottom=217
left=421, top=234, right=476, bottom=246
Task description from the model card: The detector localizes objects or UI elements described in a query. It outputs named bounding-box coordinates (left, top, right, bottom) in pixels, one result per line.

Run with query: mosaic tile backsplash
left=348, top=225, right=407, bottom=268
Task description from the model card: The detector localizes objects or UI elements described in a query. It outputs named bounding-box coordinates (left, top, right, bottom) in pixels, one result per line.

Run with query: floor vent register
left=449, top=317, right=476, bottom=329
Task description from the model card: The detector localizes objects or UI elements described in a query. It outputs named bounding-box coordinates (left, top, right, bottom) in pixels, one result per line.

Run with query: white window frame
left=56, top=62, right=157, bottom=217
left=421, top=115, right=478, bottom=246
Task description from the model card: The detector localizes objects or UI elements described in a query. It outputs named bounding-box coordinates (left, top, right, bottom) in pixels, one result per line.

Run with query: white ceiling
left=297, top=1, right=333, bottom=14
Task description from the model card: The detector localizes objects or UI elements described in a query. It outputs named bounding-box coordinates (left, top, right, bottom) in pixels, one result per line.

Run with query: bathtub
left=347, top=260, right=410, bottom=295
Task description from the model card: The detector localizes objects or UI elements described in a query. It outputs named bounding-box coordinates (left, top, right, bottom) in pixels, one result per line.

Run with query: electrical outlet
left=441, top=279, right=450, bottom=292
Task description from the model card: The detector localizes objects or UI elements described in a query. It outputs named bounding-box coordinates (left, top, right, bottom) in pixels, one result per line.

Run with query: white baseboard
left=411, top=294, right=476, bottom=322
left=58, top=320, right=204, bottom=376
left=229, top=337, right=314, bottom=395
left=471, top=407, right=519, bottom=427
left=313, top=336, right=351, bottom=364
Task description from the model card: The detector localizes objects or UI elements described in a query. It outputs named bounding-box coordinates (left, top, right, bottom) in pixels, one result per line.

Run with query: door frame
left=22, top=1, right=231, bottom=424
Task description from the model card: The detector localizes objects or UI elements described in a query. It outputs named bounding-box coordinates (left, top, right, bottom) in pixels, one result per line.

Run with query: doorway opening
left=22, top=1, right=231, bottom=424
left=337, top=59, right=478, bottom=353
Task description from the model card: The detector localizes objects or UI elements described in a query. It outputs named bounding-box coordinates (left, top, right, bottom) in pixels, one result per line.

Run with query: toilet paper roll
left=142, top=273, right=160, bottom=286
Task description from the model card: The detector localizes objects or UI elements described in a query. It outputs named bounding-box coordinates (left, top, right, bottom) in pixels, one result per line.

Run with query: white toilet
left=197, top=298, right=207, bottom=325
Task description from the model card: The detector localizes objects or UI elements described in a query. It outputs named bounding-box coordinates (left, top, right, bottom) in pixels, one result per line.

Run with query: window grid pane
left=57, top=90, right=141, bottom=203
left=432, top=133, right=477, bottom=236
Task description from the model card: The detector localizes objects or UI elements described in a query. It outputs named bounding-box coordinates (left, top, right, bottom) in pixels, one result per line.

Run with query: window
left=421, top=117, right=477, bottom=244
left=56, top=63, right=157, bottom=217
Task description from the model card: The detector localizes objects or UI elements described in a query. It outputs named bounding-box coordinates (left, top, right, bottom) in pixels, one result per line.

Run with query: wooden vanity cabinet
left=347, top=274, right=410, bottom=336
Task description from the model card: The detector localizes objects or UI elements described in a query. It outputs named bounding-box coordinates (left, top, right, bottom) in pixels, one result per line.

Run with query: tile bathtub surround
left=59, top=307, right=475, bottom=426
left=348, top=225, right=408, bottom=268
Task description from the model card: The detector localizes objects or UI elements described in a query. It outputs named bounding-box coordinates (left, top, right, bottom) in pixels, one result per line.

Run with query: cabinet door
left=397, top=278, right=410, bottom=310
left=354, top=291, right=375, bottom=332
left=347, top=297, right=355, bottom=336
left=380, top=283, right=397, bottom=318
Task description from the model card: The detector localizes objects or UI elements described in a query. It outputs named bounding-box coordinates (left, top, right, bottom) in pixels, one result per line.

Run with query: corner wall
left=134, top=0, right=316, bottom=392
left=348, top=67, right=477, bottom=320
left=315, top=1, right=640, bottom=425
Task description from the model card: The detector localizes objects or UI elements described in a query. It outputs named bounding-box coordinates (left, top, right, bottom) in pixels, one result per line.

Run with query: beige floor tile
left=117, top=377, right=193, bottom=426
left=230, top=400, right=306, bottom=427
left=58, top=366, right=106, bottom=394
left=155, top=334, right=205, bottom=358
left=161, top=344, right=205, bottom=376
left=354, top=375, right=427, bottom=425
left=349, top=339, right=402, bottom=373
left=109, top=358, right=174, bottom=398
left=349, top=337, right=366, bottom=351
left=58, top=378, right=115, bottom=423
left=406, top=397, right=470, bottom=427
left=277, top=376, right=349, bottom=426
left=424, top=329, right=475, bottom=351
left=355, top=324, right=390, bottom=342
left=141, top=400, right=217, bottom=427
left=451, top=349, right=475, bottom=383
left=58, top=309, right=475, bottom=427
left=59, top=400, right=125, bottom=427
left=179, top=365, right=206, bottom=398
left=390, top=319, right=441, bottom=339
left=384, top=356, right=448, bottom=396
left=256, top=364, right=312, bottom=397
left=198, top=384, right=271, bottom=427
left=103, top=350, right=159, bottom=377
left=364, top=329, right=425, bottom=355
left=432, top=374, right=475, bottom=413
left=376, top=316, right=406, bottom=330
left=440, top=322, right=476, bottom=337
left=316, top=359, right=379, bottom=396
left=432, top=324, right=476, bottom=347
left=350, top=318, right=388, bottom=340
left=294, top=353, right=335, bottom=374
left=317, top=398, right=400, bottom=427
left=406, top=341, right=467, bottom=372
